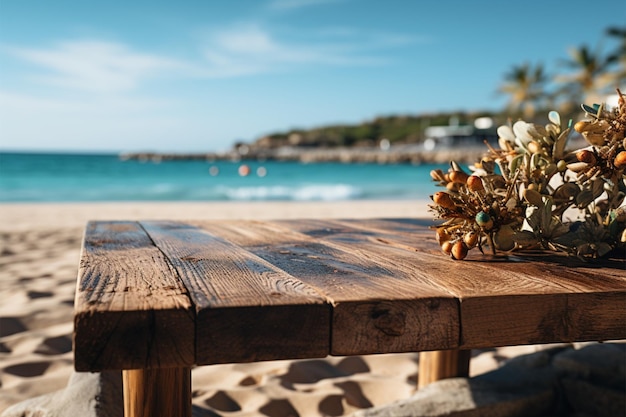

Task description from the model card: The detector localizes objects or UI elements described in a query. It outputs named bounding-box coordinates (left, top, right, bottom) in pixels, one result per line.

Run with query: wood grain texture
left=304, top=219, right=626, bottom=349
left=139, top=221, right=331, bottom=365
left=417, top=350, right=471, bottom=389
left=123, top=367, right=191, bottom=417
left=460, top=291, right=626, bottom=349
left=196, top=220, right=460, bottom=355
left=74, top=221, right=194, bottom=371
left=74, top=219, right=626, bottom=374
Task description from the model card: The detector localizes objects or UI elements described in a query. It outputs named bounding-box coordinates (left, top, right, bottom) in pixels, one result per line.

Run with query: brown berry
left=436, top=228, right=451, bottom=244
left=466, top=175, right=484, bottom=192
left=449, top=170, right=469, bottom=184
left=463, top=231, right=479, bottom=248
left=576, top=150, right=596, bottom=165
left=614, top=151, right=626, bottom=169
left=446, top=182, right=459, bottom=191
left=432, top=192, right=456, bottom=210
left=441, top=241, right=453, bottom=255
left=451, top=241, right=468, bottom=260
left=574, top=120, right=591, bottom=133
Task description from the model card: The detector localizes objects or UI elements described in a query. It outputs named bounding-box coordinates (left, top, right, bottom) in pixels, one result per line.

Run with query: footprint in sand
left=204, top=391, right=241, bottom=412
left=279, top=357, right=370, bottom=389
left=279, top=360, right=345, bottom=388
left=334, top=380, right=373, bottom=409
left=34, top=335, right=72, bottom=355
left=238, top=375, right=259, bottom=386
left=259, top=399, right=299, bottom=417
left=3, top=361, right=51, bottom=377
left=0, top=317, right=27, bottom=337
left=317, top=395, right=344, bottom=417
left=335, top=356, right=370, bottom=375
left=26, top=290, right=54, bottom=300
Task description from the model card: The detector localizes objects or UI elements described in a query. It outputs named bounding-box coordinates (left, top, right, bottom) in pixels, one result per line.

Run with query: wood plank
left=460, top=291, right=626, bottom=348
left=194, top=220, right=460, bottom=355
left=123, top=367, right=191, bottom=417
left=139, top=221, right=330, bottom=365
left=281, top=218, right=626, bottom=348
left=417, top=349, right=471, bottom=389
left=75, top=218, right=626, bottom=376
left=337, top=218, right=626, bottom=287
left=74, top=221, right=194, bottom=371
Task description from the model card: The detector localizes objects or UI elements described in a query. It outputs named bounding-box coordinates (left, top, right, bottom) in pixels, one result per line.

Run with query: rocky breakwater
left=350, top=342, right=626, bottom=417
left=120, top=144, right=488, bottom=165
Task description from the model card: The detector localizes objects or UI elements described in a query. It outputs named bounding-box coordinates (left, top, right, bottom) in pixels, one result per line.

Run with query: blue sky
left=0, top=0, right=624, bottom=153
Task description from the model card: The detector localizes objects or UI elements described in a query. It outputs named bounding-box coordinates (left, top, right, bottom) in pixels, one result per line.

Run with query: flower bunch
left=429, top=89, right=626, bottom=260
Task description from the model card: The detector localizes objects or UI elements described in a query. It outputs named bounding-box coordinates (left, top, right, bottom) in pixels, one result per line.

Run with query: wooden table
left=73, top=219, right=626, bottom=417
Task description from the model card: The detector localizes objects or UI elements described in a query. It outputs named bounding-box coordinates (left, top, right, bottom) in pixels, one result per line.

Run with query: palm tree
left=498, top=62, right=549, bottom=120
left=605, top=26, right=626, bottom=87
left=557, top=42, right=616, bottom=105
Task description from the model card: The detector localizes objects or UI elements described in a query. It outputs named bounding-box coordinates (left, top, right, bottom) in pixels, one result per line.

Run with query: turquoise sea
left=0, top=152, right=450, bottom=202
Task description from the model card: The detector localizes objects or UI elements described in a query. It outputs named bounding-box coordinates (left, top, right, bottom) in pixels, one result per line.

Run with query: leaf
left=515, top=136, right=530, bottom=151
left=505, top=197, right=518, bottom=210
left=530, top=124, right=548, bottom=139
left=524, top=188, right=544, bottom=207
left=581, top=104, right=600, bottom=118
left=548, top=111, right=560, bottom=126
left=546, top=123, right=559, bottom=138
left=513, top=120, right=534, bottom=142
left=576, top=189, right=595, bottom=208
left=541, top=200, right=553, bottom=232
left=554, top=182, right=580, bottom=200
left=553, top=128, right=570, bottom=160
left=512, top=230, right=539, bottom=246
left=596, top=242, right=613, bottom=257
left=567, top=162, right=589, bottom=173
left=497, top=125, right=515, bottom=141
left=549, top=218, right=569, bottom=238
left=591, top=178, right=605, bottom=200
left=525, top=206, right=542, bottom=231
left=508, top=154, right=523, bottom=179
left=530, top=153, right=542, bottom=171
left=450, top=160, right=467, bottom=174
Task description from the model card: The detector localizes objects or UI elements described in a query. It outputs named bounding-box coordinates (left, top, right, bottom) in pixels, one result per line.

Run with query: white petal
left=548, top=111, right=560, bottom=126
left=513, top=120, right=534, bottom=141
left=497, top=125, right=515, bottom=141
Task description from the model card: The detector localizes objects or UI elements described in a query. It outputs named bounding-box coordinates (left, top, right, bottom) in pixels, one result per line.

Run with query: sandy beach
left=0, top=201, right=574, bottom=416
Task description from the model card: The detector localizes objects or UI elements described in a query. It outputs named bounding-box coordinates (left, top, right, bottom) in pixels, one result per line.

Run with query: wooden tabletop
left=74, top=219, right=626, bottom=372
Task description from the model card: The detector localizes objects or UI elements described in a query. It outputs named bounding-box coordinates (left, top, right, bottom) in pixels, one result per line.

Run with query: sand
left=0, top=201, right=554, bottom=416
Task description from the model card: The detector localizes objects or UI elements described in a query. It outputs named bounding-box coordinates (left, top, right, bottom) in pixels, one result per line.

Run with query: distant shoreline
left=120, top=144, right=489, bottom=165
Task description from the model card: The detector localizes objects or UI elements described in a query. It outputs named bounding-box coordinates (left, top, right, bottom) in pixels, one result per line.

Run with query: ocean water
left=0, top=152, right=450, bottom=202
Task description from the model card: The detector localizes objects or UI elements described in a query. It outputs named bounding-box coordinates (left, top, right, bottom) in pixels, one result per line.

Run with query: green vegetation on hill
left=247, top=25, right=624, bottom=151
left=251, top=110, right=503, bottom=149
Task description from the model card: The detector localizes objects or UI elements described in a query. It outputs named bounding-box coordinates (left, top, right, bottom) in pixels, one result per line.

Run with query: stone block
left=561, top=378, right=626, bottom=417
left=348, top=377, right=556, bottom=417
left=552, top=343, right=626, bottom=390
left=0, top=371, right=123, bottom=417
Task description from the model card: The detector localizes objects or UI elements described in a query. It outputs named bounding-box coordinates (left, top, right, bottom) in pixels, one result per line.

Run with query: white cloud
left=3, top=22, right=419, bottom=88
left=198, top=24, right=407, bottom=77
left=4, top=40, right=188, bottom=93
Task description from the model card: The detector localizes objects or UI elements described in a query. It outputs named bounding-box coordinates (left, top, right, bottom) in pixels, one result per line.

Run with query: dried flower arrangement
left=429, top=89, right=626, bottom=261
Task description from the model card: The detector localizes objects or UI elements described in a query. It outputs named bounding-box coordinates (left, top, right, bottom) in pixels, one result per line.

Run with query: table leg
left=417, top=349, right=471, bottom=389
left=123, top=367, right=192, bottom=417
